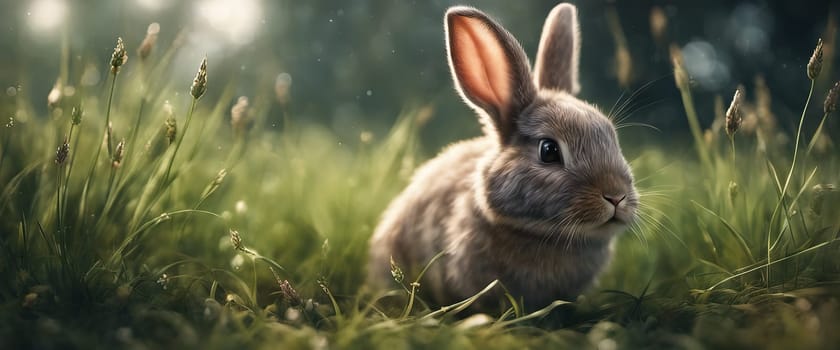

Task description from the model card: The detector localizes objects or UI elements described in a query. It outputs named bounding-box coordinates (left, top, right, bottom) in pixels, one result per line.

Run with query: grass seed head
left=728, top=181, right=739, bottom=202
left=725, top=88, right=743, bottom=137
left=55, top=136, right=69, bottom=166
left=110, top=37, right=128, bottom=74
left=191, top=57, right=208, bottom=100
left=71, top=105, right=83, bottom=125
left=278, top=279, right=302, bottom=306
left=164, top=101, right=177, bottom=145
left=808, top=38, right=823, bottom=80
left=137, top=23, right=160, bottom=61
left=670, top=45, right=689, bottom=91
left=112, top=138, right=125, bottom=168
left=229, top=229, right=243, bottom=251
left=825, top=81, right=839, bottom=114
left=389, top=256, right=404, bottom=284
left=213, top=168, right=227, bottom=186
left=230, top=96, right=251, bottom=137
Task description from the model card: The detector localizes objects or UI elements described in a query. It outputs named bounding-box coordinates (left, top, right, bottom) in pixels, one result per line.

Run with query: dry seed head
left=164, top=101, right=177, bottom=145
left=725, top=88, right=743, bottom=137
left=669, top=45, right=689, bottom=91
left=110, top=37, right=128, bottom=74
left=137, top=23, right=160, bottom=61
left=191, top=57, right=208, bottom=100
left=808, top=38, right=823, bottom=80
left=825, top=81, right=839, bottom=114
left=230, top=96, right=251, bottom=136
left=112, top=138, right=125, bottom=168
left=55, top=136, right=69, bottom=166
left=229, top=229, right=243, bottom=251
left=71, top=105, right=83, bottom=125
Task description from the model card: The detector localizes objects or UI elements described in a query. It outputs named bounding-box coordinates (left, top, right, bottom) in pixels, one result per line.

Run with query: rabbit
left=367, top=3, right=638, bottom=312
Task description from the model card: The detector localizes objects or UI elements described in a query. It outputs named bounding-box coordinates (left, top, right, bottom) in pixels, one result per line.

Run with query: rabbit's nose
left=602, top=194, right=626, bottom=207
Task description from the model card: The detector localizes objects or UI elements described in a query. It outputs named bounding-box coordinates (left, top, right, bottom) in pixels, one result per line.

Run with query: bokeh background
left=1, top=0, right=839, bottom=149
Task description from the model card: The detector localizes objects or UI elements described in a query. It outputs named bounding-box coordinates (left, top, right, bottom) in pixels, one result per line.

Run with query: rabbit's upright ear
left=446, top=7, right=536, bottom=141
left=533, top=4, right=581, bottom=94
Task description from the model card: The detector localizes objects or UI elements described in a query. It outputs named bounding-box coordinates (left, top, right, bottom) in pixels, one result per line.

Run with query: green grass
left=1, top=35, right=840, bottom=349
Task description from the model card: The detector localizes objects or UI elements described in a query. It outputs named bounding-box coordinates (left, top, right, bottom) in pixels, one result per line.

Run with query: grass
left=1, top=29, right=840, bottom=350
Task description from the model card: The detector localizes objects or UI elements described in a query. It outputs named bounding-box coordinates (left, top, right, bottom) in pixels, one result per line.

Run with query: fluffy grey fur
left=368, top=3, right=638, bottom=312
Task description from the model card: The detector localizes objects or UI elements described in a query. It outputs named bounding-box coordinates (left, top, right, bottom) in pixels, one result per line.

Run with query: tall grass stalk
left=766, top=80, right=815, bottom=286
left=670, top=45, right=712, bottom=169
left=79, top=73, right=118, bottom=224
left=162, top=98, right=196, bottom=184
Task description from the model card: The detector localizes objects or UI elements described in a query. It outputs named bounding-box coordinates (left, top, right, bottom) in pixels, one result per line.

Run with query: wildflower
left=71, top=105, right=83, bottom=125
left=112, top=138, right=125, bottom=168
left=110, top=37, right=128, bottom=74
left=825, top=81, right=839, bottom=115
left=164, top=101, right=177, bottom=145
left=55, top=136, right=69, bottom=166
left=230, top=96, right=251, bottom=136
left=229, top=229, right=243, bottom=251
left=725, top=88, right=743, bottom=137
left=191, top=57, right=208, bottom=100
left=669, top=45, right=689, bottom=91
left=137, top=23, right=160, bottom=61
left=808, top=38, right=823, bottom=80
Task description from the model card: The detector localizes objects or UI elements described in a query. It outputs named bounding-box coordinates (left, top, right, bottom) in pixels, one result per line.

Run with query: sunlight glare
left=197, top=0, right=261, bottom=44
left=27, top=0, right=67, bottom=33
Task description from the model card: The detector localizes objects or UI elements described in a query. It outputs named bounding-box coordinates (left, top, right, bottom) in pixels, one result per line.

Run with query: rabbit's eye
left=539, top=138, right=563, bottom=164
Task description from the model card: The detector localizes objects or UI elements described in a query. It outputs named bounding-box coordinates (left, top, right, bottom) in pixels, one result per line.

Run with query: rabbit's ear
left=446, top=7, right=536, bottom=141
left=533, top=3, right=580, bottom=94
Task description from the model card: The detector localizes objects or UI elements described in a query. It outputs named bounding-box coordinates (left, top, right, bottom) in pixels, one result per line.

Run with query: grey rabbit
left=368, top=3, right=639, bottom=312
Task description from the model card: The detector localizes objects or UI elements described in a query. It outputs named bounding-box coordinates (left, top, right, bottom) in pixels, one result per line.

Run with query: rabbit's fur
left=368, top=3, right=638, bottom=312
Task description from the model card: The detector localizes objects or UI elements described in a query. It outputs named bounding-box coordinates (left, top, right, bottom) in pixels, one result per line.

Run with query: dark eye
left=539, top=138, right=563, bottom=164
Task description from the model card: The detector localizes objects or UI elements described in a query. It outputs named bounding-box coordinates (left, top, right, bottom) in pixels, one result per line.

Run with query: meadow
left=2, top=9, right=840, bottom=350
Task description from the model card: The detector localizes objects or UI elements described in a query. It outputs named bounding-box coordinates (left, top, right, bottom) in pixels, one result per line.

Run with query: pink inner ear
left=451, top=16, right=511, bottom=114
